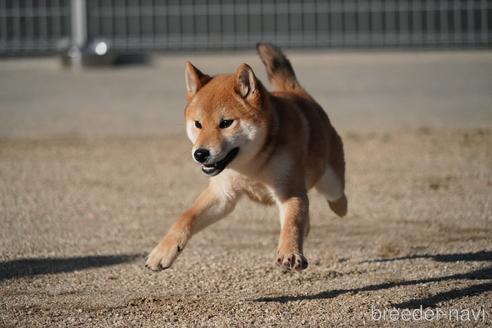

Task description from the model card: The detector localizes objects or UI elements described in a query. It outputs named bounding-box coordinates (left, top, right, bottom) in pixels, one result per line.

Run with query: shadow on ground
left=0, top=254, right=141, bottom=281
left=254, top=250, right=492, bottom=308
left=363, top=250, right=492, bottom=264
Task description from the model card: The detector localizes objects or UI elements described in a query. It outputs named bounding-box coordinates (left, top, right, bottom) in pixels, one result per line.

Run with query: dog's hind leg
left=315, top=133, right=347, bottom=218
left=315, top=165, right=347, bottom=217
left=316, top=130, right=347, bottom=217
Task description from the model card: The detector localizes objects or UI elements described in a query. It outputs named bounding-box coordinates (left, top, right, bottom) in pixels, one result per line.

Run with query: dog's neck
left=232, top=93, right=279, bottom=179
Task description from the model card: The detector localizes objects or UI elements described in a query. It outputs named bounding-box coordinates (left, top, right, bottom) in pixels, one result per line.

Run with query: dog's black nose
left=194, top=148, right=210, bottom=163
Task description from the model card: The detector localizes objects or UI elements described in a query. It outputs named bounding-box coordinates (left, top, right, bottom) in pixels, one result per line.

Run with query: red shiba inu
left=146, top=43, right=347, bottom=271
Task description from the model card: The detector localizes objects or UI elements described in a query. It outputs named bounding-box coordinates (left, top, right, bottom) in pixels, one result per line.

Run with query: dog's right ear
left=185, top=61, right=211, bottom=100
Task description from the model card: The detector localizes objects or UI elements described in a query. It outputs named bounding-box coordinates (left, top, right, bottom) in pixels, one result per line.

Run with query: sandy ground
left=0, top=51, right=491, bottom=327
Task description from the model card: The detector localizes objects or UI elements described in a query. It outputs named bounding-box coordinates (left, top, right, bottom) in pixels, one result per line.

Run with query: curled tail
left=256, top=43, right=302, bottom=93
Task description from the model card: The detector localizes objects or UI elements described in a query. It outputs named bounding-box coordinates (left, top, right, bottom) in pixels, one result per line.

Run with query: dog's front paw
left=145, top=241, right=182, bottom=271
left=276, top=250, right=308, bottom=271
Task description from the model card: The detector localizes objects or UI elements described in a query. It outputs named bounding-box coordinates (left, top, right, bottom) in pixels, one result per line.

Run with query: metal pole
left=71, top=0, right=87, bottom=68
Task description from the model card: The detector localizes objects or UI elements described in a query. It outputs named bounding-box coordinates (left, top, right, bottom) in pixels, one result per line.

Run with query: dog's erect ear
left=235, top=63, right=258, bottom=99
left=185, top=61, right=211, bottom=99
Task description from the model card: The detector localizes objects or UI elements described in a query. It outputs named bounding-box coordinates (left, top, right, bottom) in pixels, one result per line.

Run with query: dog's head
left=184, top=62, right=269, bottom=176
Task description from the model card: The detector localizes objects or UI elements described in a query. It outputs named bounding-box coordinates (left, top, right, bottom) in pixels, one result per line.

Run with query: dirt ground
left=0, top=51, right=491, bottom=327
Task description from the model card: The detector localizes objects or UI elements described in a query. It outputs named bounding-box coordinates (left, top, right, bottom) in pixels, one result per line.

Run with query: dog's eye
left=219, top=119, right=234, bottom=129
left=194, top=121, right=202, bottom=129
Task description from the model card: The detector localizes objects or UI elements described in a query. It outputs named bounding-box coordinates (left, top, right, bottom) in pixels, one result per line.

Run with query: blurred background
left=0, top=0, right=492, bottom=137
left=0, top=0, right=491, bottom=138
left=1, top=0, right=491, bottom=55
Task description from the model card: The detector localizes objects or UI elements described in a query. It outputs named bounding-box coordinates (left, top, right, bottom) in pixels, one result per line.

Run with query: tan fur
left=146, top=44, right=347, bottom=272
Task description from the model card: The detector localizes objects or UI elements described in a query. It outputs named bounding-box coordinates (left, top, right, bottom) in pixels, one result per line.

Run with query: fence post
left=70, top=0, right=87, bottom=68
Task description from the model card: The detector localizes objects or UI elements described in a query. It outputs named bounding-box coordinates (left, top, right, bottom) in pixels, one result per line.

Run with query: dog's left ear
left=235, top=64, right=258, bottom=99
left=185, top=61, right=211, bottom=100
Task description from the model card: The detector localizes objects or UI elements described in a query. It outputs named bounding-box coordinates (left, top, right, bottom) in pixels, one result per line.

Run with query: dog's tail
left=256, top=42, right=303, bottom=93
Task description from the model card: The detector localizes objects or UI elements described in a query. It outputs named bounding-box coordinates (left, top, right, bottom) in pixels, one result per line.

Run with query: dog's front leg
left=276, top=193, right=309, bottom=271
left=145, top=184, right=237, bottom=271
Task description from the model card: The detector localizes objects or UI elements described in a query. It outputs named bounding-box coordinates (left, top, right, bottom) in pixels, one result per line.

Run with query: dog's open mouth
left=201, top=147, right=240, bottom=176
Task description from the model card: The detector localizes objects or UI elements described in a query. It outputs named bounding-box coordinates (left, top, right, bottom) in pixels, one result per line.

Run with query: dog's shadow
left=0, top=254, right=141, bottom=281
left=254, top=250, right=492, bottom=308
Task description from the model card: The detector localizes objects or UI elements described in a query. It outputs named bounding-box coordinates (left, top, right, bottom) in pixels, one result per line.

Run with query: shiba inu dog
left=145, top=43, right=347, bottom=271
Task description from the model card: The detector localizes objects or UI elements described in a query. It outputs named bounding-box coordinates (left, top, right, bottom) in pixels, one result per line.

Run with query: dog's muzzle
left=201, top=147, right=240, bottom=176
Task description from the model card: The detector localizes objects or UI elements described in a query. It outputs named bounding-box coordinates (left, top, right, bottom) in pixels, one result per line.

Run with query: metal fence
left=1, top=0, right=491, bottom=56
left=0, top=0, right=71, bottom=55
